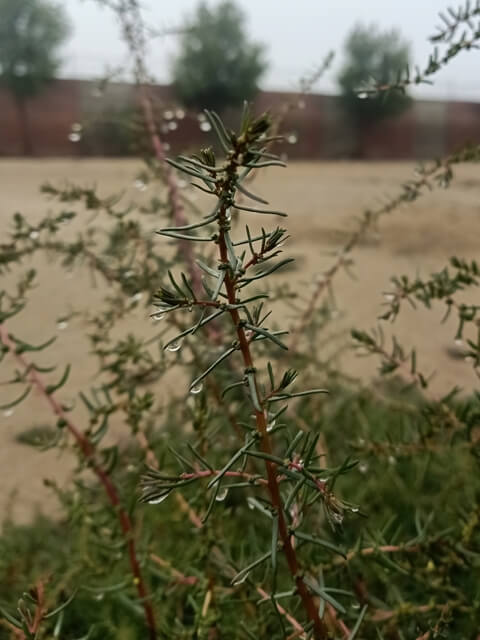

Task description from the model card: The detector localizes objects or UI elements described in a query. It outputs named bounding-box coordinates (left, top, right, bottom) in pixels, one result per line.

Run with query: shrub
left=0, top=2, right=480, bottom=639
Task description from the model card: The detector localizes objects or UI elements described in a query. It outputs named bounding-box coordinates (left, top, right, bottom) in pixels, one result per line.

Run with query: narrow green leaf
left=348, top=605, right=368, bottom=639
left=294, top=530, right=346, bottom=557
left=0, top=384, right=31, bottom=410
left=190, top=346, right=236, bottom=391
left=231, top=550, right=271, bottom=586
left=46, top=364, right=71, bottom=394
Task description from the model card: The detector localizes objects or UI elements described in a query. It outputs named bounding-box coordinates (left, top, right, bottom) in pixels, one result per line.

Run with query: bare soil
left=1, top=159, right=479, bottom=522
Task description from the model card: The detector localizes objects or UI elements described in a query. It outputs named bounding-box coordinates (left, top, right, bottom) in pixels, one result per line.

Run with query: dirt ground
left=1, top=159, right=479, bottom=522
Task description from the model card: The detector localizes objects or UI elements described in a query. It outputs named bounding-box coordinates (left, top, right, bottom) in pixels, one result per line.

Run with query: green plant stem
left=0, top=324, right=157, bottom=640
left=216, top=212, right=329, bottom=639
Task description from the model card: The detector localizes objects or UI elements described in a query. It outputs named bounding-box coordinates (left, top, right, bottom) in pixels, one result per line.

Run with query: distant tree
left=172, top=1, right=267, bottom=113
left=338, top=24, right=411, bottom=156
left=0, top=0, right=70, bottom=155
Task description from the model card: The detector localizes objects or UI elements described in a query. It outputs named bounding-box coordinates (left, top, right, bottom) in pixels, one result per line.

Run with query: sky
left=61, top=0, right=480, bottom=102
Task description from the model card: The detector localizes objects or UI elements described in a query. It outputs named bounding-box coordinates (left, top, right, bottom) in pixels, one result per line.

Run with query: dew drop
left=331, top=511, right=344, bottom=525
left=71, top=122, right=83, bottom=133
left=152, top=312, right=165, bottom=322
left=358, top=92, right=368, bottom=100
left=247, top=497, right=255, bottom=510
left=351, top=507, right=359, bottom=513
left=57, top=321, right=68, bottom=330
left=124, top=270, right=135, bottom=278
left=178, top=179, right=188, bottom=188
left=167, top=340, right=183, bottom=353
left=62, top=398, right=76, bottom=411
left=287, top=133, right=298, bottom=144
left=454, top=338, right=464, bottom=347
left=225, top=208, right=232, bottom=221
left=148, top=493, right=170, bottom=505
left=68, top=132, right=81, bottom=143
left=215, top=488, right=228, bottom=502
left=388, top=455, right=396, bottom=465
left=29, top=230, right=39, bottom=240
left=190, top=383, right=203, bottom=395
left=297, top=99, right=306, bottom=110
left=175, top=108, right=185, bottom=120
left=131, top=292, right=143, bottom=303
left=163, top=110, right=174, bottom=120
left=359, top=463, right=369, bottom=474
left=94, top=593, right=105, bottom=601
left=168, top=121, right=178, bottom=131
left=266, top=420, right=276, bottom=433
left=200, top=121, right=212, bottom=132
left=134, top=179, right=147, bottom=192
left=384, top=293, right=395, bottom=302
left=163, top=142, right=171, bottom=151
left=3, top=409, right=14, bottom=418
left=232, top=571, right=250, bottom=586
left=197, top=112, right=207, bottom=122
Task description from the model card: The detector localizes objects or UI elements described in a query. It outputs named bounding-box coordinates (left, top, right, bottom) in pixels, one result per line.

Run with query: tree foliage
left=172, top=0, right=267, bottom=113
left=338, top=23, right=412, bottom=128
left=0, top=0, right=69, bottom=154
left=0, top=0, right=69, bottom=100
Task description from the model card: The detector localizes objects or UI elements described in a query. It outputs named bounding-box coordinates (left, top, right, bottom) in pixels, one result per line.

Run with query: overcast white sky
left=61, top=0, right=480, bottom=101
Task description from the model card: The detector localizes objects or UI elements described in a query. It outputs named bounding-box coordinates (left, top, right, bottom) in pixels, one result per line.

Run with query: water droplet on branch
left=190, top=383, right=203, bottom=395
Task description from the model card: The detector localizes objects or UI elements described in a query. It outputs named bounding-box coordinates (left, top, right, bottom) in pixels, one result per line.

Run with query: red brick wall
left=0, top=79, right=478, bottom=159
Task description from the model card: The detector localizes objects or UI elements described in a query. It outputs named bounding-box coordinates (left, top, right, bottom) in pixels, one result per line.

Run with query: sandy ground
left=1, top=158, right=479, bottom=522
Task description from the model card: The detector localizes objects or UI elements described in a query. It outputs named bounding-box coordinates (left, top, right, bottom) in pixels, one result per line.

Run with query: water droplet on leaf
left=200, top=121, right=212, bottom=132
left=167, top=340, right=183, bottom=353
left=215, top=488, right=228, bottom=502
left=134, top=179, right=147, bottom=192
left=232, top=571, right=250, bottom=586
left=148, top=493, right=170, bottom=505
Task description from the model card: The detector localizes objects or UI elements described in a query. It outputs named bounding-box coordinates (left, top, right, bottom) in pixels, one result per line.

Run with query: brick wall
left=0, top=79, right=478, bottom=159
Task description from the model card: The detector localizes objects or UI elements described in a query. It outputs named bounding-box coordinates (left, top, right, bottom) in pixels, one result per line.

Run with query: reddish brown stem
left=216, top=216, right=328, bottom=639
left=0, top=324, right=157, bottom=640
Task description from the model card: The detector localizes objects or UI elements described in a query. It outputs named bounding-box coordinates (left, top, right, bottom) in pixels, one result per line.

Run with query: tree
left=0, top=0, right=70, bottom=155
left=338, top=24, right=411, bottom=156
left=172, top=1, right=267, bottom=113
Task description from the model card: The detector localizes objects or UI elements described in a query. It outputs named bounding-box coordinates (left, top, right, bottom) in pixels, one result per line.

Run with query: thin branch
left=0, top=324, right=157, bottom=640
